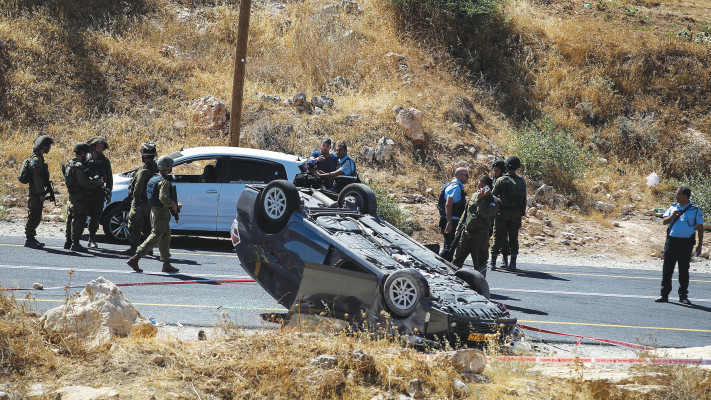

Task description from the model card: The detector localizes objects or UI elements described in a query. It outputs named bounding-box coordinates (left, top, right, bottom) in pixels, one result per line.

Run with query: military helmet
left=156, top=155, right=174, bottom=171
left=505, top=156, right=521, bottom=170
left=33, top=135, right=54, bottom=150
left=74, top=142, right=91, bottom=155
left=140, top=141, right=158, bottom=157
left=88, top=136, right=109, bottom=150
left=492, top=160, right=506, bottom=171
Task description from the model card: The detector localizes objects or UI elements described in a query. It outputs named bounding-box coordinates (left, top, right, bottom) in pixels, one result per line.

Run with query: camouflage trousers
left=137, top=207, right=172, bottom=260
left=127, top=202, right=152, bottom=246
left=452, top=231, right=490, bottom=272
left=25, top=194, right=44, bottom=238
left=65, top=199, right=88, bottom=243
left=491, top=208, right=523, bottom=256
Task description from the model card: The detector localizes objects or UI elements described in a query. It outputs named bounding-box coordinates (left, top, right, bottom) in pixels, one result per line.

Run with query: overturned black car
left=232, top=180, right=520, bottom=347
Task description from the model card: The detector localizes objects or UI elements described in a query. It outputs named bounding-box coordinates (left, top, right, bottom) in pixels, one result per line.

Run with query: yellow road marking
left=15, top=298, right=284, bottom=311
left=519, top=320, right=711, bottom=333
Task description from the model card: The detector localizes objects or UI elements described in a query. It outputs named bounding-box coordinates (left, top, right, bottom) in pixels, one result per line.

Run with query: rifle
left=169, top=185, right=180, bottom=222
left=94, top=174, right=112, bottom=203
left=45, top=181, right=58, bottom=206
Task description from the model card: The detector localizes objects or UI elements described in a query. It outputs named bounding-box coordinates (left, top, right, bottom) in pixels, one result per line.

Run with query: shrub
left=510, top=114, right=589, bottom=191
left=685, top=173, right=711, bottom=217
left=390, top=0, right=500, bottom=18
left=370, top=183, right=414, bottom=235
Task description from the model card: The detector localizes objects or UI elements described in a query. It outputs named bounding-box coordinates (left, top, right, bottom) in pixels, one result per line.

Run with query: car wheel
left=102, top=203, right=131, bottom=242
left=337, top=183, right=377, bottom=215
left=256, top=180, right=300, bottom=234
left=383, top=268, right=430, bottom=318
left=455, top=267, right=490, bottom=299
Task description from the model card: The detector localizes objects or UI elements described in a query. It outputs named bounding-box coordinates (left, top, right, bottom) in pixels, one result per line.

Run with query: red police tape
left=517, top=323, right=656, bottom=351
left=491, top=356, right=711, bottom=365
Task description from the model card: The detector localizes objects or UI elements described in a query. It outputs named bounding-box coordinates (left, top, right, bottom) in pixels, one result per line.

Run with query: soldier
left=452, top=176, right=499, bottom=276
left=85, top=137, right=113, bottom=248
left=63, top=142, right=103, bottom=253
left=23, top=135, right=54, bottom=249
left=293, top=159, right=324, bottom=189
left=124, top=142, right=159, bottom=255
left=490, top=160, right=507, bottom=268
left=127, top=156, right=182, bottom=273
left=491, top=156, right=527, bottom=272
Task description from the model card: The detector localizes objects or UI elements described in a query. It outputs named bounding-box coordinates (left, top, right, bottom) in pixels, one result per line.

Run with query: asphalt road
left=1, top=235, right=710, bottom=350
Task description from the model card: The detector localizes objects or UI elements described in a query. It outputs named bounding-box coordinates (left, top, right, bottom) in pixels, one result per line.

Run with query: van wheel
left=455, top=267, right=490, bottom=299
left=383, top=269, right=430, bottom=317
left=338, top=183, right=377, bottom=215
left=256, top=180, right=300, bottom=234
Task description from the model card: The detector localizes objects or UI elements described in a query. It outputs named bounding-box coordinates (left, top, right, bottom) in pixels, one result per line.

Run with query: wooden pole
left=229, top=0, right=252, bottom=147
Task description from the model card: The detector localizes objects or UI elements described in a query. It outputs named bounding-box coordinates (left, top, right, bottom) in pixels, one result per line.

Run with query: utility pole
left=229, top=0, right=252, bottom=147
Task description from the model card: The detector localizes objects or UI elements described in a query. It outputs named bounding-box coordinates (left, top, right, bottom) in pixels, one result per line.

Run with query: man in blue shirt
left=655, top=186, right=704, bottom=305
left=437, top=167, right=469, bottom=259
left=309, top=138, right=339, bottom=173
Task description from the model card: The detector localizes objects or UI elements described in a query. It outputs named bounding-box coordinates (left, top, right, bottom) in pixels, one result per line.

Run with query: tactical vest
left=146, top=174, right=164, bottom=207
left=497, top=174, right=526, bottom=209
left=87, top=154, right=110, bottom=181
left=437, top=181, right=467, bottom=218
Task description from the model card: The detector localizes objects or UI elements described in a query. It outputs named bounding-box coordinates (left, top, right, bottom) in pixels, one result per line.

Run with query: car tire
left=337, top=183, right=377, bottom=215
left=383, top=268, right=430, bottom=318
left=102, top=203, right=131, bottom=243
left=256, top=180, right=300, bottom=234
left=455, top=267, right=490, bottom=299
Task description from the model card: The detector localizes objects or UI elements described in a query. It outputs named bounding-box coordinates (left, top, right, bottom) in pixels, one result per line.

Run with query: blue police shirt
left=443, top=179, right=465, bottom=220
left=663, top=202, right=704, bottom=238
left=310, top=150, right=338, bottom=173
left=337, top=155, right=356, bottom=176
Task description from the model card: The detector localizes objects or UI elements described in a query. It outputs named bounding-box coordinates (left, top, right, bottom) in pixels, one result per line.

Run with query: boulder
left=396, top=108, right=425, bottom=145
left=53, top=386, right=119, bottom=400
left=433, top=348, right=486, bottom=374
left=40, top=277, right=156, bottom=349
left=406, top=379, right=424, bottom=399
left=295, top=366, right=345, bottom=389
left=190, top=96, right=227, bottom=130
left=257, top=93, right=283, bottom=104
left=452, top=379, right=470, bottom=397
left=310, top=355, right=338, bottom=369
left=595, top=201, right=615, bottom=213
left=534, top=184, right=556, bottom=205
left=311, top=95, right=334, bottom=109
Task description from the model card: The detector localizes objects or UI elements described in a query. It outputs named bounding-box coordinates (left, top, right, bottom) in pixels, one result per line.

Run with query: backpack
left=63, top=162, right=75, bottom=190
left=17, top=158, right=32, bottom=184
left=146, top=174, right=163, bottom=207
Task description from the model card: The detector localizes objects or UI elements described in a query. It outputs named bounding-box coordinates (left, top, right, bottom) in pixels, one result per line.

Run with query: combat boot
left=63, top=240, right=72, bottom=250
left=162, top=259, right=179, bottom=273
left=122, top=244, right=138, bottom=255
left=24, top=237, right=45, bottom=249
left=502, top=254, right=509, bottom=268
left=489, top=254, right=498, bottom=270
left=70, top=242, right=88, bottom=253
left=127, top=254, right=143, bottom=273
left=507, top=254, right=518, bottom=272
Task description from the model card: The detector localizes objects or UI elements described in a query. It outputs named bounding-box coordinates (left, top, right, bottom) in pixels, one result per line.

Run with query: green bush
left=510, top=114, right=589, bottom=191
left=370, top=183, right=414, bottom=235
left=390, top=0, right=499, bottom=18
left=685, top=174, right=711, bottom=217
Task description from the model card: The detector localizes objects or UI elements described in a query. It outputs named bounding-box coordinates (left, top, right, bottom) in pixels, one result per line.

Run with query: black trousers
left=438, top=217, right=459, bottom=258
left=660, top=236, right=695, bottom=298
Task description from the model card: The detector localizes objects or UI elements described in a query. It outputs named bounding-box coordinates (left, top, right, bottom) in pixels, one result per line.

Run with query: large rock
left=433, top=349, right=486, bottom=374
left=295, top=366, right=345, bottom=389
left=40, top=277, right=156, bottom=349
left=595, top=201, right=615, bottom=213
left=362, top=136, right=396, bottom=163
left=190, top=96, right=227, bottom=130
left=535, top=184, right=556, bottom=205
left=396, top=108, right=425, bottom=145
left=53, top=386, right=119, bottom=400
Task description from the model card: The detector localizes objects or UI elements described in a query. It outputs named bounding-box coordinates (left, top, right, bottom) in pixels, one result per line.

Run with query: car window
left=228, top=158, right=287, bottom=184
left=172, top=158, right=220, bottom=183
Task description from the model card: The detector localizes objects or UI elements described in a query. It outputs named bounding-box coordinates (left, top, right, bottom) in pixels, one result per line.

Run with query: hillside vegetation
left=1, top=0, right=710, bottom=213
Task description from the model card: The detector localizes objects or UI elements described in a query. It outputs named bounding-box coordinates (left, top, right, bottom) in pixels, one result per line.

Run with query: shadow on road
left=492, top=268, right=569, bottom=281
left=98, top=234, right=234, bottom=253
left=491, top=293, right=549, bottom=316
left=671, top=301, right=711, bottom=313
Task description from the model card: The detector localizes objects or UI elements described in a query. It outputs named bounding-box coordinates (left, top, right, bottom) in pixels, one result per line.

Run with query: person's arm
left=159, top=180, right=176, bottom=209
left=75, top=165, right=102, bottom=190
left=319, top=168, right=344, bottom=179
left=29, top=158, right=45, bottom=198
left=661, top=206, right=677, bottom=225
left=444, top=197, right=454, bottom=233
left=133, top=170, right=149, bottom=200
left=696, top=225, right=704, bottom=257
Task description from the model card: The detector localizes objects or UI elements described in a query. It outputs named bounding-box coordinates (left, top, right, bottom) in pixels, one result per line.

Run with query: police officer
left=85, top=136, right=113, bottom=248
left=64, top=142, right=103, bottom=253
left=490, top=160, right=507, bottom=268
left=24, top=135, right=54, bottom=249
left=126, top=156, right=182, bottom=273
left=437, top=167, right=469, bottom=260
left=491, top=156, right=527, bottom=272
left=124, top=142, right=159, bottom=255
left=452, top=176, right=499, bottom=276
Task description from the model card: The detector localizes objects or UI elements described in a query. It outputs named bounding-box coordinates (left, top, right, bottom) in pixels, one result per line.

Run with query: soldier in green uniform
left=127, top=156, right=182, bottom=273
left=490, top=156, right=527, bottom=272
left=452, top=176, right=499, bottom=276
left=24, top=135, right=54, bottom=249
left=489, top=160, right=507, bottom=269
left=124, top=142, right=159, bottom=255
left=85, top=137, right=113, bottom=248
left=64, top=143, right=104, bottom=253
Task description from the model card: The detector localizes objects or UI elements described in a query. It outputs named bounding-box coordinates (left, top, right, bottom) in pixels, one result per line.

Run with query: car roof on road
left=169, top=146, right=304, bottom=164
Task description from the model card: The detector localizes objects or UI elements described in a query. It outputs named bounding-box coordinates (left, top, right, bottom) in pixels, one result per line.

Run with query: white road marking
left=493, top=287, right=711, bottom=303
left=0, top=264, right=250, bottom=280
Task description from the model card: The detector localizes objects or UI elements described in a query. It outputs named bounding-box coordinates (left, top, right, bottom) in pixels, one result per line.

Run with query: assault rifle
left=169, top=185, right=180, bottom=222
left=45, top=181, right=58, bottom=206
left=94, top=174, right=112, bottom=203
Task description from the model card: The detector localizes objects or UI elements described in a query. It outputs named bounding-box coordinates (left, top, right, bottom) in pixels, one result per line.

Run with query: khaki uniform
left=65, top=158, right=102, bottom=243
left=491, top=173, right=527, bottom=256
left=127, top=162, right=159, bottom=246
left=86, top=153, right=113, bottom=238
left=25, top=152, right=49, bottom=239
left=452, top=193, right=499, bottom=272
left=136, top=175, right=176, bottom=260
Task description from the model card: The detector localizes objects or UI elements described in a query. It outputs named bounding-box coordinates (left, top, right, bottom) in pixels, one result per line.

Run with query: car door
left=169, top=156, right=221, bottom=231
left=217, top=157, right=288, bottom=231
